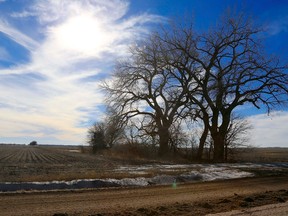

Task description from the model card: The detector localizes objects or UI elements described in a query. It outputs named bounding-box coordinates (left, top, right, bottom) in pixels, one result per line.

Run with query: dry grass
left=233, top=147, right=288, bottom=162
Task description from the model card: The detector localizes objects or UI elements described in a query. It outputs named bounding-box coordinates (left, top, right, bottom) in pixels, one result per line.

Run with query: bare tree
left=168, top=120, right=189, bottom=154
left=128, top=116, right=159, bottom=146
left=104, top=108, right=125, bottom=147
left=103, top=12, right=287, bottom=161
left=104, top=35, right=190, bottom=156
left=87, top=110, right=124, bottom=153
left=162, top=13, right=288, bottom=161
left=224, top=115, right=253, bottom=161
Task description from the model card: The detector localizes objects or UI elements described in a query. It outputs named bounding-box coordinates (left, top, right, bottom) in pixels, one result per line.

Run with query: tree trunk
left=212, top=133, right=225, bottom=162
left=224, top=143, right=228, bottom=162
left=196, top=112, right=210, bottom=161
left=196, top=124, right=208, bottom=161
left=158, top=127, right=170, bottom=157
left=210, top=111, right=231, bottom=162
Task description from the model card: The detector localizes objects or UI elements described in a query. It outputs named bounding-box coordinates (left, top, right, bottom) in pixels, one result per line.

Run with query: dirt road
left=0, top=176, right=287, bottom=216
left=207, top=202, right=288, bottom=216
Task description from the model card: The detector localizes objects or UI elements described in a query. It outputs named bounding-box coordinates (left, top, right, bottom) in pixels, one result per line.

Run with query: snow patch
left=1, top=162, right=287, bottom=192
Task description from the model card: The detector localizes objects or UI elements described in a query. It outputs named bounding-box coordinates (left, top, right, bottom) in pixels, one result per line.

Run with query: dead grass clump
left=101, top=143, right=158, bottom=162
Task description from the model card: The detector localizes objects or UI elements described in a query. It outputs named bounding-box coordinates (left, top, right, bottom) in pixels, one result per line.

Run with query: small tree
left=224, top=115, right=253, bottom=161
left=87, top=111, right=125, bottom=153
left=104, top=109, right=125, bottom=148
left=29, top=141, right=37, bottom=146
left=168, top=121, right=189, bottom=154
left=87, top=122, right=106, bottom=153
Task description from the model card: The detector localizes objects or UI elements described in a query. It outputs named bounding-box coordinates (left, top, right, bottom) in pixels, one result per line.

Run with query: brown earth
left=0, top=176, right=287, bottom=216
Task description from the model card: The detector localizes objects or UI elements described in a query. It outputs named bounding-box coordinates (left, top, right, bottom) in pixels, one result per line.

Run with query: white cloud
left=248, top=111, right=288, bottom=147
left=0, top=0, right=164, bottom=144
left=23, top=0, right=130, bottom=25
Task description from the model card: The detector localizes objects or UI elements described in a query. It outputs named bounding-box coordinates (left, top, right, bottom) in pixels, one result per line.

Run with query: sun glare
left=55, top=15, right=112, bottom=54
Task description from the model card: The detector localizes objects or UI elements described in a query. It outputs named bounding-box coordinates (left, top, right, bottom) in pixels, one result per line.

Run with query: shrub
left=87, top=122, right=106, bottom=153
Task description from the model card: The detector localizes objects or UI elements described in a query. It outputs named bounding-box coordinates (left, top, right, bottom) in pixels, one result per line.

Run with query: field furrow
left=0, top=152, right=16, bottom=162
left=8, top=149, right=25, bottom=163
left=20, top=148, right=31, bottom=163
left=31, top=149, right=39, bottom=163
left=39, top=152, right=64, bottom=164
left=34, top=150, right=51, bottom=163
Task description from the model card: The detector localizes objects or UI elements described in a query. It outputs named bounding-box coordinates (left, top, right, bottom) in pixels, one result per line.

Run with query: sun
left=53, top=14, right=113, bottom=54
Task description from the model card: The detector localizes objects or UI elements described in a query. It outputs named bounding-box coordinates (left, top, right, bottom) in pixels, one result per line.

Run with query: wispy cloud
left=266, top=16, right=288, bottom=35
left=0, top=19, right=39, bottom=51
left=0, top=0, right=164, bottom=144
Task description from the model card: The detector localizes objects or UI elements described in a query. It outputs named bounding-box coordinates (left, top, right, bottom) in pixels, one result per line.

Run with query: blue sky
left=0, top=0, right=287, bottom=147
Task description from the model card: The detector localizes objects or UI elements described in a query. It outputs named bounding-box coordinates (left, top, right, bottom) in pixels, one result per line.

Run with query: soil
left=0, top=176, right=287, bottom=216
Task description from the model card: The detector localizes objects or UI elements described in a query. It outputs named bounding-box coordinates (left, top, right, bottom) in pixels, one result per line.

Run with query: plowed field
left=0, top=145, right=117, bottom=182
